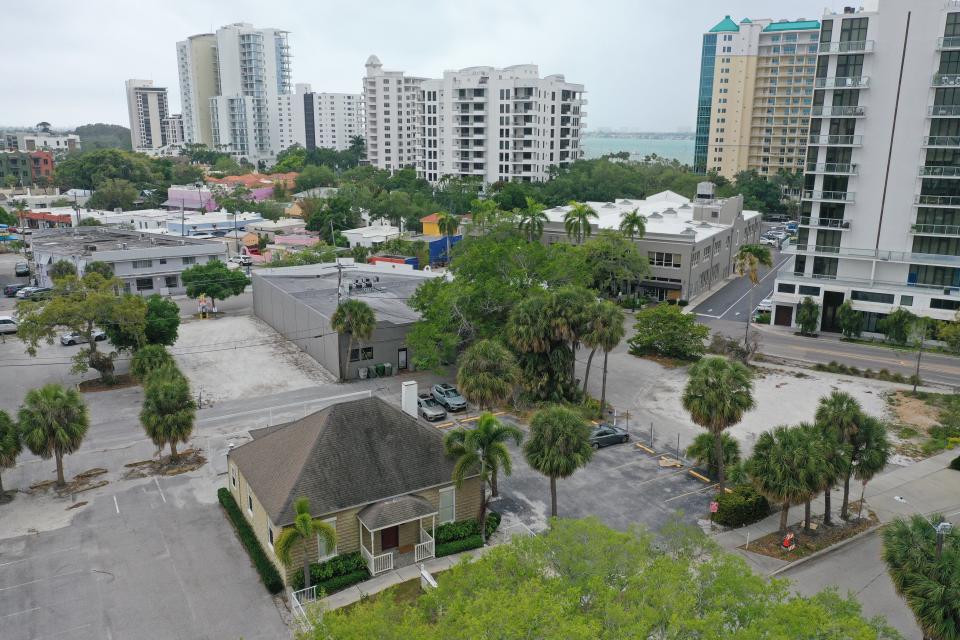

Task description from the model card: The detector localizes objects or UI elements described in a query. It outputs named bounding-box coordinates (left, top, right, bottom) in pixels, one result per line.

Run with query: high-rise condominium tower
left=694, top=16, right=820, bottom=179
left=176, top=33, right=217, bottom=147
left=363, top=56, right=424, bottom=172
left=290, top=84, right=364, bottom=152
left=125, top=79, right=170, bottom=150
left=771, top=0, right=960, bottom=328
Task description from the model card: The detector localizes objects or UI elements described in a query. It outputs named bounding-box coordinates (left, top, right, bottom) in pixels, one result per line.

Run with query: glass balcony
left=919, top=166, right=960, bottom=178
left=933, top=74, right=960, bottom=87
left=910, top=223, right=960, bottom=236
left=808, top=134, right=863, bottom=146
left=806, top=162, right=858, bottom=175
left=818, top=40, right=875, bottom=54
left=938, top=36, right=960, bottom=50
left=923, top=136, right=960, bottom=147
left=814, top=76, right=869, bottom=89
left=802, top=190, right=855, bottom=203
left=928, top=105, right=960, bottom=117
left=776, top=267, right=960, bottom=296
left=788, top=244, right=960, bottom=267
left=810, top=105, right=865, bottom=117
left=799, top=217, right=851, bottom=229
left=916, top=194, right=960, bottom=207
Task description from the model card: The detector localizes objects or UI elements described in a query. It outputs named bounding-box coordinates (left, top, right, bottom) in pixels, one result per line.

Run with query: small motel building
left=226, top=396, right=480, bottom=584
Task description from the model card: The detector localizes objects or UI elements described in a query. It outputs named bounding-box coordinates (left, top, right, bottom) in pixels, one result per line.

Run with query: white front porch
left=357, top=495, right=437, bottom=576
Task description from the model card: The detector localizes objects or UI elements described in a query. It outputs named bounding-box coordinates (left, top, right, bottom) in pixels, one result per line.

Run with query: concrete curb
left=768, top=524, right=881, bottom=576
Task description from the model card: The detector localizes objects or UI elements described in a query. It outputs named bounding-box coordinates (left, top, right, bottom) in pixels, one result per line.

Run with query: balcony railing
left=788, top=244, right=960, bottom=266
left=923, top=136, right=960, bottom=147
left=808, top=134, right=863, bottom=146
left=911, top=223, right=960, bottom=236
left=802, top=190, right=856, bottom=202
left=919, top=166, right=960, bottom=177
left=933, top=74, right=960, bottom=87
left=938, top=36, right=960, bottom=50
left=776, top=267, right=960, bottom=295
left=806, top=162, right=858, bottom=175
left=928, top=105, right=960, bottom=117
left=916, top=194, right=960, bottom=207
left=811, top=105, right=865, bottom=117
left=819, top=40, right=875, bottom=54
left=799, top=217, right=851, bottom=229
left=815, top=76, right=869, bottom=89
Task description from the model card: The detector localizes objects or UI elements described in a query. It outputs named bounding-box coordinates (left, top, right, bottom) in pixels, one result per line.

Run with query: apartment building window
left=932, top=298, right=960, bottom=311
left=648, top=252, right=682, bottom=268
left=899, top=295, right=914, bottom=307
left=182, top=256, right=196, bottom=265
left=132, top=259, right=152, bottom=269
left=164, top=276, right=178, bottom=289
left=135, top=278, right=154, bottom=292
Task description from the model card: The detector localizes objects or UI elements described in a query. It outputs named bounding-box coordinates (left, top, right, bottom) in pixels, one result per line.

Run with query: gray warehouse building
left=252, top=263, right=440, bottom=380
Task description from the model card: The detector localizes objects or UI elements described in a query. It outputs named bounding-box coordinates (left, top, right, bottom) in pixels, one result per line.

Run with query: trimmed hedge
left=315, top=570, right=371, bottom=595
left=437, top=534, right=483, bottom=557
left=950, top=455, right=960, bottom=471
left=713, top=485, right=770, bottom=528
left=435, top=512, right=502, bottom=557
left=291, top=552, right=369, bottom=592
left=218, top=488, right=284, bottom=594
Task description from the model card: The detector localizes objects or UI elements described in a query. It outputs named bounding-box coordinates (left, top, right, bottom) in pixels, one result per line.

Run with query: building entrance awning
left=640, top=280, right=682, bottom=291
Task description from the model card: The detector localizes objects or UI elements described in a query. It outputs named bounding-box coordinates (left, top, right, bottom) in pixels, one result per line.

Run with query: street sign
left=709, top=501, right=719, bottom=513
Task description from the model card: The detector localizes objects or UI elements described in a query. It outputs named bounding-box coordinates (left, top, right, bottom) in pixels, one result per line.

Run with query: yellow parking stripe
left=688, top=470, right=712, bottom=484
left=634, top=443, right=655, bottom=454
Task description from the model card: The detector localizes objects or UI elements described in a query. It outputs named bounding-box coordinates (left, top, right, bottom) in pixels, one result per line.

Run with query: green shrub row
left=218, top=488, right=284, bottom=594
left=950, top=455, right=960, bottom=471
left=434, top=512, right=502, bottom=545
left=813, top=361, right=920, bottom=385
left=713, top=485, right=770, bottom=528
left=291, top=552, right=368, bottom=591
left=315, top=569, right=370, bottom=595
left=436, top=534, right=484, bottom=557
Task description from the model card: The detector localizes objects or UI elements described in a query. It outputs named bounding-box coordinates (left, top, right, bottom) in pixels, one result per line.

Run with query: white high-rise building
left=416, top=64, right=585, bottom=184
left=162, top=115, right=185, bottom=147
left=771, top=0, right=960, bottom=329
left=363, top=56, right=425, bottom=172
left=125, top=79, right=170, bottom=150
left=176, top=33, right=217, bottom=147
left=291, top=83, right=363, bottom=152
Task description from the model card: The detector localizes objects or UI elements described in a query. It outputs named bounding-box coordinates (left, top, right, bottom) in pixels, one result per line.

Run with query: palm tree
left=882, top=514, right=960, bottom=640
left=18, top=384, right=89, bottom=487
left=618, top=208, right=646, bottom=241
left=444, top=414, right=522, bottom=537
left=563, top=201, right=598, bottom=244
left=274, top=497, right=336, bottom=591
left=681, top=357, right=755, bottom=493
left=435, top=211, right=460, bottom=265
left=517, top=197, right=548, bottom=242
left=330, top=299, right=376, bottom=381
left=798, top=423, right=835, bottom=533
left=580, top=301, right=625, bottom=415
left=456, top=339, right=520, bottom=411
left=814, top=391, right=862, bottom=524
left=686, top=432, right=740, bottom=481
left=140, top=364, right=196, bottom=461
left=130, top=344, right=174, bottom=382
left=734, top=244, right=773, bottom=350
left=522, top=406, right=593, bottom=518
left=746, top=424, right=820, bottom=534
left=469, top=198, right=498, bottom=234
left=0, top=410, right=21, bottom=498
left=846, top=415, right=890, bottom=521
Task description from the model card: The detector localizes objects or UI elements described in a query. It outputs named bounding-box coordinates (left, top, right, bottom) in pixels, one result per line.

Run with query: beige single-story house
left=227, top=396, right=480, bottom=584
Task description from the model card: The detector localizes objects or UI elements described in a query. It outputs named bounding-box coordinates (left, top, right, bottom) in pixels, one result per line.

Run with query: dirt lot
left=172, top=314, right=335, bottom=405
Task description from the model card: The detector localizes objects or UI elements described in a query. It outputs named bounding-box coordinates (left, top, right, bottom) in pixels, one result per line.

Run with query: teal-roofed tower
left=709, top=15, right=740, bottom=33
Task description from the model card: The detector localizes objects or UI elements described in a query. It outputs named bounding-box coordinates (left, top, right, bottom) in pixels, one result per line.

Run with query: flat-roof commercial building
left=542, top=183, right=763, bottom=301
left=253, top=262, right=440, bottom=380
left=29, top=227, right=227, bottom=294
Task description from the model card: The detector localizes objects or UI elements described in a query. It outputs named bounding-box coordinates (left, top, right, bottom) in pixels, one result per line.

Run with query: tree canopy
left=180, top=260, right=250, bottom=308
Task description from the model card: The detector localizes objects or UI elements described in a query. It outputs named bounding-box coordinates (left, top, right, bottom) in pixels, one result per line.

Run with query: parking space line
left=113, top=495, right=119, bottom=514
left=0, top=546, right=80, bottom=568
left=664, top=483, right=719, bottom=503
left=618, top=468, right=691, bottom=485
left=35, top=623, right=93, bottom=639
left=154, top=477, right=166, bottom=503
left=1, top=607, right=40, bottom=619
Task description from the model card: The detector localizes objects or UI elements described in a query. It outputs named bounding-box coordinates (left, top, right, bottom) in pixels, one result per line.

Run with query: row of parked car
left=760, top=221, right=798, bottom=247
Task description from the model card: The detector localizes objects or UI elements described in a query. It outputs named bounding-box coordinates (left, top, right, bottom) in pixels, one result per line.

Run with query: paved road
left=691, top=247, right=787, bottom=321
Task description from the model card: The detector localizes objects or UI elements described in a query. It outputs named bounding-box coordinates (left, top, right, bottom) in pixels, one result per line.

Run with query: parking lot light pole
left=935, top=521, right=952, bottom=559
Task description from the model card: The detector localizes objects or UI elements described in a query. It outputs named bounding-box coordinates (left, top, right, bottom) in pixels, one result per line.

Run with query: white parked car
left=760, top=236, right=778, bottom=246
left=60, top=330, right=107, bottom=346
left=755, top=296, right=773, bottom=313
left=229, top=255, right=253, bottom=266
left=0, top=316, right=17, bottom=334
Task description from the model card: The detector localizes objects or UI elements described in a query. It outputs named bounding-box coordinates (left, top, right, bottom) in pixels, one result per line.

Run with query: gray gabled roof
left=229, top=396, right=462, bottom=526
left=357, top=494, right=437, bottom=531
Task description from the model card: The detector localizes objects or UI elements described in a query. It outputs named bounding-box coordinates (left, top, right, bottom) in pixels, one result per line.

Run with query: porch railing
left=415, top=528, right=435, bottom=562
left=290, top=585, right=318, bottom=626
left=361, top=545, right=394, bottom=575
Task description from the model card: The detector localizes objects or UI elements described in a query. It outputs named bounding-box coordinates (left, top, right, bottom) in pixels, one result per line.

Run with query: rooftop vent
left=663, top=208, right=677, bottom=216
left=648, top=212, right=663, bottom=219
left=679, top=203, right=692, bottom=210
left=602, top=203, right=617, bottom=208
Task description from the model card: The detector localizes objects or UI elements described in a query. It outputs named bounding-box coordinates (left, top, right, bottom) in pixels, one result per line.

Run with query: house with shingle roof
left=227, top=396, right=480, bottom=581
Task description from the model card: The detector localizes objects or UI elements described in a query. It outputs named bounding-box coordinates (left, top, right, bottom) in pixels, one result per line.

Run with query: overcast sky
left=3, top=0, right=831, bottom=132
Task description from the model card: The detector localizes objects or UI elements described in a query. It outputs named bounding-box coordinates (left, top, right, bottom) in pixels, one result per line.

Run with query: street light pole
left=935, top=521, right=952, bottom=559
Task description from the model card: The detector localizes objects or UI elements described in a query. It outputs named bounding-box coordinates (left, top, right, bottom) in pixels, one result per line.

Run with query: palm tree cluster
left=139, top=363, right=196, bottom=462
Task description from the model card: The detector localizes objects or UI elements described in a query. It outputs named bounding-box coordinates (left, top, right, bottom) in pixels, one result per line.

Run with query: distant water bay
left=582, top=136, right=695, bottom=166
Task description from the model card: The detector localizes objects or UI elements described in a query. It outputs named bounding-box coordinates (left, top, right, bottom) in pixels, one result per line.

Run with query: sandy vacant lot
left=172, top=314, right=335, bottom=405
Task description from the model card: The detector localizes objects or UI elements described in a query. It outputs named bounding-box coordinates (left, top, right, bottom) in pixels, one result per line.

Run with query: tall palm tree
left=444, top=414, right=522, bottom=537
left=140, top=364, right=196, bottom=461
left=517, top=197, right=548, bottom=242
left=798, top=423, right=835, bottom=533
left=618, top=208, right=646, bottom=242
left=882, top=513, right=960, bottom=640
left=846, top=414, right=890, bottom=520
left=686, top=432, right=740, bottom=481
left=435, top=211, right=460, bottom=265
left=747, top=424, right=820, bottom=534
left=681, top=357, right=755, bottom=493
left=456, top=339, right=520, bottom=411
left=275, top=497, right=336, bottom=590
left=523, top=406, right=593, bottom=518
left=580, top=301, right=625, bottom=415
left=330, top=299, right=376, bottom=381
left=18, top=384, right=89, bottom=487
left=0, top=410, right=21, bottom=497
left=563, top=201, right=597, bottom=244
left=814, top=391, right=862, bottom=524
left=734, top=244, right=773, bottom=350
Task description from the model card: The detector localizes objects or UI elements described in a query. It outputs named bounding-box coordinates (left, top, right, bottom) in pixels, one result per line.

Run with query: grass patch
left=812, top=361, right=919, bottom=385
left=740, top=511, right=878, bottom=561
left=840, top=336, right=960, bottom=356
left=78, top=373, right=137, bottom=392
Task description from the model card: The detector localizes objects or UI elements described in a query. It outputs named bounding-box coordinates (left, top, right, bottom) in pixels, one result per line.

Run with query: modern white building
left=162, top=114, right=185, bottom=147
left=291, top=83, right=363, bottom=151
left=342, top=222, right=401, bottom=248
left=125, top=79, right=171, bottom=150
left=176, top=33, right=218, bottom=147
left=5, top=131, right=80, bottom=154
left=363, top=55, right=425, bottom=172
left=772, top=0, right=960, bottom=330
left=416, top=64, right=585, bottom=184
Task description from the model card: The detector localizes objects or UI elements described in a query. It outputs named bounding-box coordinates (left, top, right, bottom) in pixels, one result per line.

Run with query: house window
left=135, top=278, right=154, bottom=292
left=165, top=275, right=178, bottom=288
left=899, top=295, right=913, bottom=307
left=247, top=494, right=253, bottom=514
left=268, top=527, right=274, bottom=548
left=231, top=468, right=237, bottom=487
left=182, top=256, right=196, bottom=265
left=132, top=259, right=152, bottom=269
left=439, top=487, right=455, bottom=524
left=159, top=258, right=167, bottom=265
left=318, top=518, right=337, bottom=559
left=349, top=346, right=374, bottom=362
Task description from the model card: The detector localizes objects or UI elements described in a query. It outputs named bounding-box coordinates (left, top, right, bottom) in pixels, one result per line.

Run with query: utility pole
left=73, top=192, right=80, bottom=227
left=913, top=319, right=927, bottom=393
left=935, top=521, right=952, bottom=559
left=331, top=219, right=343, bottom=305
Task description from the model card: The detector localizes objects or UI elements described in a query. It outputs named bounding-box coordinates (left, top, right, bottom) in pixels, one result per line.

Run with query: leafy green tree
left=581, top=300, right=625, bottom=414
left=581, top=231, right=648, bottom=297
left=54, top=148, right=157, bottom=190
left=445, top=414, right=522, bottom=535
left=272, top=145, right=307, bottom=173
left=274, top=497, right=336, bottom=590
left=618, top=207, right=646, bottom=241
left=48, top=260, right=77, bottom=281
left=939, top=315, right=960, bottom=353
left=747, top=424, right=824, bottom=534
left=180, top=260, right=250, bottom=312
left=682, top=356, right=755, bottom=493
left=882, top=513, right=960, bottom=640
left=18, top=384, right=89, bottom=486
left=523, top=406, right=593, bottom=518
left=88, top=178, right=139, bottom=211
left=330, top=299, right=376, bottom=381
left=102, top=294, right=148, bottom=352
left=879, top=308, right=916, bottom=345
left=796, top=296, right=820, bottom=336
left=130, top=344, right=174, bottom=382
left=140, top=364, right=196, bottom=461
left=0, top=410, right=21, bottom=497
left=170, top=162, right=205, bottom=185
left=627, top=304, right=709, bottom=360
left=78, top=217, right=102, bottom=226
left=73, top=124, right=132, bottom=150
left=212, top=156, right=243, bottom=175
left=815, top=391, right=862, bottom=525
left=350, top=244, right=369, bottom=263
left=84, top=261, right=114, bottom=278
left=0, top=206, right=16, bottom=226
left=563, top=201, right=598, bottom=244
left=731, top=169, right=788, bottom=213
left=517, top=197, right=548, bottom=242
left=295, top=164, right=337, bottom=191
left=143, top=295, right=180, bottom=346
left=687, top=432, right=740, bottom=481
left=837, top=300, right=864, bottom=338
left=456, top=339, right=520, bottom=410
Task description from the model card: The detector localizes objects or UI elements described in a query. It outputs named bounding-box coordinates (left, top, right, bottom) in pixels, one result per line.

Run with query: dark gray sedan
left=589, top=424, right=629, bottom=449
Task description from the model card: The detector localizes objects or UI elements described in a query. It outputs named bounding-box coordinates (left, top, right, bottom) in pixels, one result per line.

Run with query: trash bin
left=383, top=363, right=393, bottom=376
left=358, top=367, right=368, bottom=379
left=375, top=363, right=386, bottom=377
